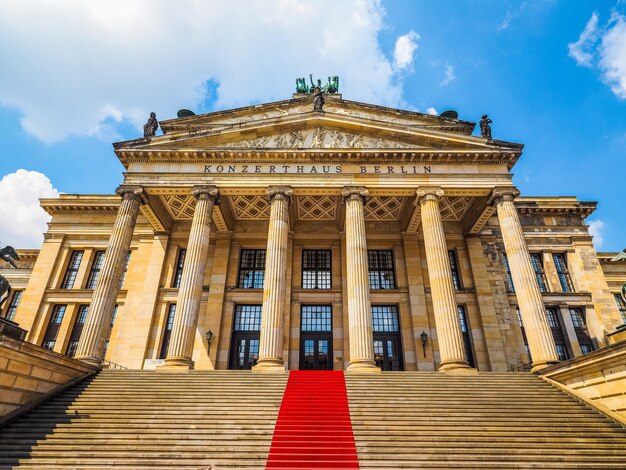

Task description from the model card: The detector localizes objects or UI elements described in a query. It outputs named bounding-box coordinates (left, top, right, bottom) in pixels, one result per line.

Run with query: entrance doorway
left=372, top=305, right=404, bottom=371
left=299, top=305, right=333, bottom=370
left=229, top=305, right=261, bottom=370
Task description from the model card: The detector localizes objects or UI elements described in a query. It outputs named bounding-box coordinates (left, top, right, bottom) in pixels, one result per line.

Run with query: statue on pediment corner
left=480, top=114, right=492, bottom=140
left=143, top=112, right=159, bottom=138
left=0, top=245, right=19, bottom=311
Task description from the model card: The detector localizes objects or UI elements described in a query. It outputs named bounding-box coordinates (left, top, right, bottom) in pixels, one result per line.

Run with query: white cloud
left=0, top=0, right=412, bottom=143
left=498, top=11, right=514, bottom=32
left=0, top=170, right=59, bottom=248
left=568, top=12, right=600, bottom=67
left=426, top=107, right=438, bottom=115
left=440, top=64, right=456, bottom=86
left=393, top=30, right=420, bottom=71
left=588, top=219, right=605, bottom=249
left=568, top=11, right=626, bottom=99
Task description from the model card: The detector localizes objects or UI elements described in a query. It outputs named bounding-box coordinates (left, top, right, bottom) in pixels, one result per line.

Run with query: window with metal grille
left=61, top=251, right=84, bottom=289
left=529, top=253, right=548, bottom=293
left=372, top=306, right=400, bottom=332
left=158, top=304, right=176, bottom=359
left=503, top=253, right=515, bottom=293
left=368, top=250, right=396, bottom=290
left=233, top=305, right=262, bottom=331
left=570, top=308, right=585, bottom=328
left=302, top=250, right=331, bottom=289
left=41, top=305, right=66, bottom=351
left=66, top=305, right=89, bottom=358
left=86, top=251, right=105, bottom=289
left=301, top=305, right=332, bottom=332
left=555, top=344, right=569, bottom=361
left=546, top=308, right=559, bottom=328
left=4, top=290, right=22, bottom=321
left=119, top=251, right=131, bottom=288
left=172, top=249, right=186, bottom=288
left=237, top=249, right=266, bottom=289
left=553, top=253, right=574, bottom=293
left=580, top=344, right=594, bottom=355
left=614, top=294, right=626, bottom=323
left=448, top=250, right=463, bottom=290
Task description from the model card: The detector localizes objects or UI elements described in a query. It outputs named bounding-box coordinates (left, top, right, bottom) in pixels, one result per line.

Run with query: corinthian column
left=417, top=187, right=469, bottom=371
left=489, top=187, right=559, bottom=371
left=253, top=186, right=292, bottom=372
left=342, top=186, right=379, bottom=372
left=75, top=186, right=145, bottom=365
left=161, top=186, right=220, bottom=370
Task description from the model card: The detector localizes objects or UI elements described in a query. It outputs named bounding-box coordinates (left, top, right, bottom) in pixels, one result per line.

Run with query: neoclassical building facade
left=4, top=94, right=626, bottom=373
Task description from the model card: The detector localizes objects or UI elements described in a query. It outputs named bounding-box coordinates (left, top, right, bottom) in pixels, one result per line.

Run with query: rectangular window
left=42, top=305, right=66, bottom=351
left=237, top=249, right=266, bottom=288
left=233, top=304, right=263, bottom=331
left=614, top=293, right=626, bottom=323
left=516, top=306, right=530, bottom=361
left=119, top=251, right=131, bottom=288
left=371, top=305, right=400, bottom=332
left=503, top=253, right=515, bottom=293
left=529, top=253, right=548, bottom=293
left=448, top=250, right=463, bottom=290
left=5, top=290, right=22, bottom=321
left=172, top=248, right=187, bottom=288
left=546, top=308, right=559, bottom=328
left=85, top=251, right=105, bottom=289
left=457, top=305, right=475, bottom=368
left=158, top=304, right=176, bottom=359
left=570, top=308, right=585, bottom=328
left=66, top=305, right=89, bottom=358
left=110, top=304, right=118, bottom=327
left=546, top=307, right=569, bottom=361
left=553, top=254, right=574, bottom=293
left=368, top=250, right=396, bottom=290
left=555, top=344, right=569, bottom=362
left=302, top=250, right=331, bottom=289
left=580, top=344, right=594, bottom=355
left=301, top=305, right=332, bottom=332
left=61, top=251, right=84, bottom=289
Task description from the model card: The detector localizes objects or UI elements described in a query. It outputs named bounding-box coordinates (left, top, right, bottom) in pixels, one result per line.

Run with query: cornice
left=514, top=197, right=596, bottom=217
left=41, top=195, right=121, bottom=215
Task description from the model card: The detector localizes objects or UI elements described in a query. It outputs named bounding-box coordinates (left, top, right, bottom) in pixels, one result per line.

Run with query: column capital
left=192, top=185, right=221, bottom=205
left=341, top=186, right=369, bottom=204
left=488, top=186, right=520, bottom=206
left=415, top=186, right=444, bottom=205
left=267, top=185, right=293, bottom=204
left=115, top=185, right=147, bottom=204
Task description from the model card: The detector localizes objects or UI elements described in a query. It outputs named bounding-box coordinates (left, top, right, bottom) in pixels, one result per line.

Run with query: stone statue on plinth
left=480, top=114, right=492, bottom=140
left=143, top=112, right=159, bottom=137
left=0, top=245, right=19, bottom=311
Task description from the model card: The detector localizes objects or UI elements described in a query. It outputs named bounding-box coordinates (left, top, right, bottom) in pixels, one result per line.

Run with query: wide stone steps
left=345, top=372, right=626, bottom=469
left=0, top=370, right=625, bottom=469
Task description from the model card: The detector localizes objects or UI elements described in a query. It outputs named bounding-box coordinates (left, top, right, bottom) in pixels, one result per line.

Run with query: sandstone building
left=3, top=93, right=626, bottom=375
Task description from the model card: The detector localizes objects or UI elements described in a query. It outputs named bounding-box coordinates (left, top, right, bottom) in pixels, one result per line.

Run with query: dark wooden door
left=300, top=334, right=332, bottom=370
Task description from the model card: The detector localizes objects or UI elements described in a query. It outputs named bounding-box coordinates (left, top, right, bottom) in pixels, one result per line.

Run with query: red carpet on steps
left=266, top=370, right=360, bottom=469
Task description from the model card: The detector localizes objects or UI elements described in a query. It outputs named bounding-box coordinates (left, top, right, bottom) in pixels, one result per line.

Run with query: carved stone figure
left=313, top=91, right=325, bottom=112
left=288, top=131, right=306, bottom=148
left=0, top=245, right=19, bottom=310
left=311, top=128, right=326, bottom=148
left=480, top=114, right=492, bottom=140
left=143, top=112, right=159, bottom=137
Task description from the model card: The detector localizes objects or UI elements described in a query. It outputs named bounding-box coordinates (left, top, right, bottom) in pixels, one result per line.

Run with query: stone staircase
left=0, top=370, right=624, bottom=469
left=0, top=370, right=288, bottom=469
left=346, top=372, right=626, bottom=469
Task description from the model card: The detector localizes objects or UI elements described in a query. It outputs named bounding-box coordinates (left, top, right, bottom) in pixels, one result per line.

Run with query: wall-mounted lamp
left=206, top=329, right=214, bottom=354
left=420, top=330, right=428, bottom=358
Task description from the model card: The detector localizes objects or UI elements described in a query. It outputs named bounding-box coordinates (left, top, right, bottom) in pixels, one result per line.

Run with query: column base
left=75, top=356, right=102, bottom=367
left=157, top=356, right=194, bottom=371
left=252, top=358, right=286, bottom=373
left=530, top=359, right=559, bottom=373
left=438, top=359, right=471, bottom=372
left=347, top=359, right=381, bottom=373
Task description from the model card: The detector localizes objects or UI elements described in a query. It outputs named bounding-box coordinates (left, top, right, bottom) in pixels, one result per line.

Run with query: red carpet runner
left=266, top=370, right=359, bottom=469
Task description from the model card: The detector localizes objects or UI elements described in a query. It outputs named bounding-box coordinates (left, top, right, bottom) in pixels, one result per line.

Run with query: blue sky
left=0, top=0, right=624, bottom=250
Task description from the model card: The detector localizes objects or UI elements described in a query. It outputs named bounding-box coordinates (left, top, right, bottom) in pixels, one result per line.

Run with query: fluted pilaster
left=417, top=187, right=469, bottom=371
left=343, top=186, right=379, bottom=372
left=253, top=186, right=292, bottom=372
left=75, top=185, right=145, bottom=365
left=489, top=187, right=559, bottom=371
left=161, top=186, right=220, bottom=370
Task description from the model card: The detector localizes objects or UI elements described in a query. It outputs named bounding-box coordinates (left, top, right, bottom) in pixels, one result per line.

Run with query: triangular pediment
left=116, top=101, right=522, bottom=155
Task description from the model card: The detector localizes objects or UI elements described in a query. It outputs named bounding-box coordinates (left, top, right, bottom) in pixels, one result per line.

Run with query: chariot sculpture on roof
left=295, top=75, right=339, bottom=94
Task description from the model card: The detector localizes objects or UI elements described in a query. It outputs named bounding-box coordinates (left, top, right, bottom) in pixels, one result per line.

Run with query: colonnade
left=75, top=184, right=559, bottom=372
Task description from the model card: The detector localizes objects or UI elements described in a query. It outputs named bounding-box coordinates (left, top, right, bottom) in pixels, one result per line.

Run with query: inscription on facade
left=202, top=164, right=433, bottom=174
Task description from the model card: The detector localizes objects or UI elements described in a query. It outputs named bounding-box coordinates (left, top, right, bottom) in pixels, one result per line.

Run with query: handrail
left=508, top=362, right=532, bottom=372
left=101, top=359, right=128, bottom=370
